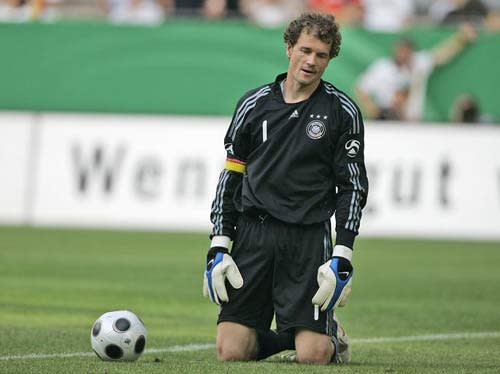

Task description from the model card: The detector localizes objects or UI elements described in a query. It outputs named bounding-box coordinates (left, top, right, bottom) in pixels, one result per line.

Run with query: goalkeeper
left=203, top=12, right=368, bottom=365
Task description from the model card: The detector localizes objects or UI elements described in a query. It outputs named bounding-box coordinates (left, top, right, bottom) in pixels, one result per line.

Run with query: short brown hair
left=284, top=12, right=342, bottom=59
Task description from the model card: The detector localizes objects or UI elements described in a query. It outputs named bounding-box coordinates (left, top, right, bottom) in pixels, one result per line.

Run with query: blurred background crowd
left=1, top=0, right=498, bottom=124
left=1, top=0, right=499, bottom=30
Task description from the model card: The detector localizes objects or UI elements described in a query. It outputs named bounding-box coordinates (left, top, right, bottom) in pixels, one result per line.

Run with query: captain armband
left=225, top=157, right=246, bottom=173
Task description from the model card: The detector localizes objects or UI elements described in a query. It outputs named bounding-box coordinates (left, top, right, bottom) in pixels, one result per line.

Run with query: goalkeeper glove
left=203, top=237, right=243, bottom=305
left=312, top=245, right=353, bottom=312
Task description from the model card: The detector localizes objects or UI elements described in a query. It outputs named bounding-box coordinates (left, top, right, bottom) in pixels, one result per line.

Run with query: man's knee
left=217, top=343, right=250, bottom=362
left=296, top=345, right=333, bottom=364
left=295, top=328, right=334, bottom=365
left=216, top=322, right=258, bottom=361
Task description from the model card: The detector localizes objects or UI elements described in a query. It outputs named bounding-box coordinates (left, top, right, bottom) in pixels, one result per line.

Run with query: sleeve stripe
left=339, top=95, right=360, bottom=135
left=234, top=86, right=271, bottom=127
left=228, top=86, right=271, bottom=141
left=352, top=163, right=364, bottom=231
left=325, top=86, right=360, bottom=134
left=212, top=169, right=230, bottom=235
left=346, top=163, right=359, bottom=231
left=324, top=84, right=361, bottom=135
left=216, top=171, right=230, bottom=235
left=346, top=191, right=358, bottom=231
left=225, top=158, right=246, bottom=173
left=345, top=163, right=364, bottom=232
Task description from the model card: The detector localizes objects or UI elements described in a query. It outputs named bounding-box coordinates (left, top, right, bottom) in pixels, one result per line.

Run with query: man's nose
left=305, top=54, right=316, bottom=66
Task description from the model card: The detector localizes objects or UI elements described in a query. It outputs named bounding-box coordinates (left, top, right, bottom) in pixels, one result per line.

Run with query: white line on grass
left=1, top=332, right=499, bottom=361
left=0, top=343, right=214, bottom=361
left=351, top=331, right=500, bottom=344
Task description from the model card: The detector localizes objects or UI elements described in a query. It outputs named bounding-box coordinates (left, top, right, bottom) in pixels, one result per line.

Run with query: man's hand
left=312, top=245, right=354, bottom=312
left=203, top=246, right=243, bottom=305
left=457, top=22, right=477, bottom=45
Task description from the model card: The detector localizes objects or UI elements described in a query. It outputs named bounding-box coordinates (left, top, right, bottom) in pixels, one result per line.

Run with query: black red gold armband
left=225, top=157, right=246, bottom=173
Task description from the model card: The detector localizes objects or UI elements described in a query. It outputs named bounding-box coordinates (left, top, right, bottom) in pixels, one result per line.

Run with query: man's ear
left=286, top=44, right=292, bottom=59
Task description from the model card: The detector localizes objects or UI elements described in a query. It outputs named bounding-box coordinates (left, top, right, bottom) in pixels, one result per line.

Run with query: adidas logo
left=289, top=110, right=299, bottom=119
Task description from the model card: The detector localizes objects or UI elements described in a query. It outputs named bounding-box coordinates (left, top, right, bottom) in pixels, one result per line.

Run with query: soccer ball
left=90, top=310, right=147, bottom=361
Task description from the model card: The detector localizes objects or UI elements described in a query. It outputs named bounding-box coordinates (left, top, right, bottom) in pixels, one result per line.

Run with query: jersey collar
left=273, top=72, right=325, bottom=104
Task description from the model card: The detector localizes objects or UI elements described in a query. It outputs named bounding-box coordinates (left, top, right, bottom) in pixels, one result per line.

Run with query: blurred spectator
left=307, top=0, right=364, bottom=26
left=355, top=23, right=477, bottom=121
left=378, top=80, right=410, bottom=120
left=428, top=0, right=500, bottom=30
left=239, top=0, right=304, bottom=28
left=450, top=93, right=480, bottom=123
left=97, top=0, right=170, bottom=25
left=428, top=0, right=460, bottom=23
left=174, top=0, right=240, bottom=18
left=363, top=0, right=415, bottom=32
left=449, top=93, right=496, bottom=123
left=430, top=0, right=488, bottom=24
left=0, top=0, right=30, bottom=21
left=0, top=0, right=60, bottom=21
left=202, top=0, right=227, bottom=18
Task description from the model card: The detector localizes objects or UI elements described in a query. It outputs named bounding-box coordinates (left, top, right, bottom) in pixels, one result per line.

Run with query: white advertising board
left=3, top=112, right=500, bottom=240
left=32, top=113, right=228, bottom=231
left=0, top=113, right=33, bottom=224
left=362, top=123, right=500, bottom=240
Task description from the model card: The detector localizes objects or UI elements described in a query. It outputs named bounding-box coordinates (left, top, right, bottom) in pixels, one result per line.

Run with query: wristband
left=211, top=235, right=231, bottom=249
left=332, top=245, right=353, bottom=262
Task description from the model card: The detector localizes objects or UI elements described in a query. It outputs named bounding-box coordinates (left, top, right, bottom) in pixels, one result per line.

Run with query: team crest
left=306, top=120, right=326, bottom=139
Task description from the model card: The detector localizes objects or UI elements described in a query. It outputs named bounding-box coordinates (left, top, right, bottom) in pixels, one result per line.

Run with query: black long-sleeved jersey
left=210, top=73, right=368, bottom=248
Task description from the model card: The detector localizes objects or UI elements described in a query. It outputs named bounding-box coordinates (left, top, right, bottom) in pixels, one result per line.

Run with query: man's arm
left=354, top=60, right=386, bottom=120
left=354, top=85, right=381, bottom=120
left=209, top=159, right=244, bottom=241
left=204, top=88, right=262, bottom=304
left=204, top=116, right=247, bottom=304
left=333, top=102, right=369, bottom=249
left=431, top=23, right=477, bottom=66
left=209, top=96, right=251, bottom=241
left=312, top=96, right=368, bottom=312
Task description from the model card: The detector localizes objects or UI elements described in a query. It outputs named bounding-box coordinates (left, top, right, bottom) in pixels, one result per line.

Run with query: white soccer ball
left=91, top=310, right=147, bottom=361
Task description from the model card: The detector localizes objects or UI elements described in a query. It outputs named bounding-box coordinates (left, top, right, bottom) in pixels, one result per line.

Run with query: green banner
left=0, top=20, right=498, bottom=122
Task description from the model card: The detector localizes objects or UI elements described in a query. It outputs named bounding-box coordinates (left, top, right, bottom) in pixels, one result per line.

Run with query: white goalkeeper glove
left=312, top=245, right=354, bottom=312
left=203, top=236, right=243, bottom=305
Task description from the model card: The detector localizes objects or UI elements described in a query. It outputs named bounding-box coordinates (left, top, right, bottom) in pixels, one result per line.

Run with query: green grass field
left=1, top=226, right=499, bottom=373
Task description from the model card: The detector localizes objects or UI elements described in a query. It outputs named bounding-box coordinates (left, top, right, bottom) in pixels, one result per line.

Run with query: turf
left=0, top=226, right=499, bottom=373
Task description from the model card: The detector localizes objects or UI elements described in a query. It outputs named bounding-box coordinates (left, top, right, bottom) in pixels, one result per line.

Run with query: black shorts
left=218, top=212, right=338, bottom=340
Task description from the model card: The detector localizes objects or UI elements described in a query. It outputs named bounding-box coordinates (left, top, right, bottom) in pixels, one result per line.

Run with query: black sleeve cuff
left=335, top=229, right=356, bottom=249
left=209, top=228, right=235, bottom=241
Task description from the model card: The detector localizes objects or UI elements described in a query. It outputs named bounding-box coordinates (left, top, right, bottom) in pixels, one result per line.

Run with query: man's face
left=286, top=30, right=332, bottom=88
left=394, top=42, right=414, bottom=66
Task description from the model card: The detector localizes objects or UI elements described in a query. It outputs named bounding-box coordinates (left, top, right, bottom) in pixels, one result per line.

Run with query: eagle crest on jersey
left=306, top=120, right=326, bottom=139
